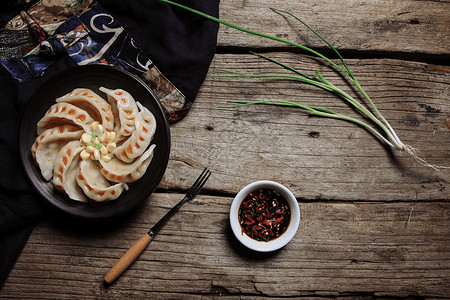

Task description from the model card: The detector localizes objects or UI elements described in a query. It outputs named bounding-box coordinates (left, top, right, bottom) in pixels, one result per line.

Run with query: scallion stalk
left=160, top=0, right=447, bottom=170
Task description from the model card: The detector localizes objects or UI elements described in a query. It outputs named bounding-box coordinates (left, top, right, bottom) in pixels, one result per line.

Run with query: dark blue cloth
left=0, top=0, right=219, bottom=288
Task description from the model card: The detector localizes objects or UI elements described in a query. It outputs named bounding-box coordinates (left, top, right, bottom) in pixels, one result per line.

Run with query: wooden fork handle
left=104, top=233, right=152, bottom=284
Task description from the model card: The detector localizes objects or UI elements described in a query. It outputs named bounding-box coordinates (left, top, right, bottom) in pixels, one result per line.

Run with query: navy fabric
left=99, top=0, right=220, bottom=103
left=0, top=0, right=219, bottom=288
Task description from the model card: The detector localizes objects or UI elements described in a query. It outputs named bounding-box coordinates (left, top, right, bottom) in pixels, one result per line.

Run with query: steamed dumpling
left=99, top=87, right=138, bottom=143
left=37, top=102, right=95, bottom=135
left=57, top=88, right=114, bottom=131
left=113, top=102, right=156, bottom=163
left=31, top=125, right=84, bottom=181
left=99, top=144, right=156, bottom=183
left=52, top=141, right=86, bottom=202
left=32, top=86, right=157, bottom=203
left=76, top=160, right=128, bottom=202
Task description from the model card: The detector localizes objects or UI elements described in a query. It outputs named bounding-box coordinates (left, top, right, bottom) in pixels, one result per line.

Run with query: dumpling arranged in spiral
left=31, top=87, right=157, bottom=202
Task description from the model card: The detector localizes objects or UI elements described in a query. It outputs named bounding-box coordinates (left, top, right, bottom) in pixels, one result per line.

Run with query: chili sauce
left=238, top=189, right=291, bottom=241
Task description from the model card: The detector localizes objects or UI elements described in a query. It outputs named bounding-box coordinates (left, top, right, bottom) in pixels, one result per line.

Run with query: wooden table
left=2, top=0, right=449, bottom=298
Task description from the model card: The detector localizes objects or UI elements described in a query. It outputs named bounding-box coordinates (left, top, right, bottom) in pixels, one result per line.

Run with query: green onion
left=160, top=0, right=447, bottom=170
left=96, top=144, right=102, bottom=150
left=91, top=131, right=96, bottom=142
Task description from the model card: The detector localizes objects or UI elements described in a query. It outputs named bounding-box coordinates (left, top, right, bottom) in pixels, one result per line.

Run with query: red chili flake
left=244, top=219, right=255, bottom=225
left=255, top=202, right=268, bottom=214
left=238, top=189, right=291, bottom=242
left=275, top=206, right=285, bottom=214
left=262, top=219, right=273, bottom=226
left=244, top=199, right=255, bottom=209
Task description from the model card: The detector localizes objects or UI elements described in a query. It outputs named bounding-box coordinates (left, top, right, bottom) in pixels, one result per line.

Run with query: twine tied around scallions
left=161, top=0, right=448, bottom=171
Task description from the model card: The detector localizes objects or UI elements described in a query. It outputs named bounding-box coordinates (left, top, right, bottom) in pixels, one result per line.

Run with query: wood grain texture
left=1, top=194, right=449, bottom=298
left=163, top=53, right=450, bottom=201
left=217, top=0, right=450, bottom=56
left=2, top=0, right=449, bottom=298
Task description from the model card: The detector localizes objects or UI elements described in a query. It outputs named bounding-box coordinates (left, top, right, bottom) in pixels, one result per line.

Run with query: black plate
left=19, top=65, right=170, bottom=220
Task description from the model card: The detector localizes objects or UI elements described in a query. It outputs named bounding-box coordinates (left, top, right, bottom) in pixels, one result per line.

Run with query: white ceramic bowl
left=230, top=180, right=300, bottom=252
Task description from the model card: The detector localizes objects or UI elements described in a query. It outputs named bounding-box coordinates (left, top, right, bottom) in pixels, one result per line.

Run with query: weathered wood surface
left=218, top=0, right=450, bottom=57
left=2, top=194, right=450, bottom=298
left=164, top=53, right=450, bottom=201
left=1, top=53, right=449, bottom=298
left=1, top=0, right=449, bottom=298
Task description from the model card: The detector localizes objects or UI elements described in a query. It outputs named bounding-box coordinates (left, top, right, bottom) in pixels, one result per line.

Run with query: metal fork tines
left=185, top=167, right=212, bottom=200
left=148, top=168, right=211, bottom=237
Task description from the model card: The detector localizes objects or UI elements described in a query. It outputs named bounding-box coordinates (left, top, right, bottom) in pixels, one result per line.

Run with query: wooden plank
left=2, top=1, right=449, bottom=299
left=2, top=193, right=449, bottom=298
left=163, top=53, right=450, bottom=201
left=217, top=0, right=450, bottom=56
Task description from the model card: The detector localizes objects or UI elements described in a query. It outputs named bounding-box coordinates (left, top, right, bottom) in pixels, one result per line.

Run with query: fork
left=104, top=168, right=212, bottom=284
